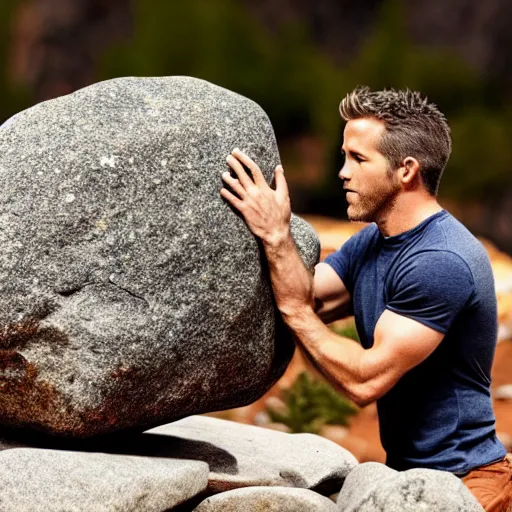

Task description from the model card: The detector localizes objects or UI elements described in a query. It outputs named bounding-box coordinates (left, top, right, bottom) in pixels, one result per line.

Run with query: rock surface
left=0, top=447, right=209, bottom=512
left=0, top=76, right=320, bottom=436
left=193, top=486, right=337, bottom=511
left=147, top=415, right=358, bottom=495
left=337, top=462, right=483, bottom=512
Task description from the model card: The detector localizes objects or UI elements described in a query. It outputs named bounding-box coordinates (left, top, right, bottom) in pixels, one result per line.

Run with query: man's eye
left=354, top=154, right=363, bottom=163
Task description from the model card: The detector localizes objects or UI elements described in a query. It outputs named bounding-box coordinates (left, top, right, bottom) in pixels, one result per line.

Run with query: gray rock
left=337, top=462, right=483, bottom=512
left=193, top=486, right=338, bottom=511
left=147, top=415, right=358, bottom=495
left=0, top=76, right=320, bottom=436
left=0, top=447, right=209, bottom=512
left=494, top=384, right=512, bottom=400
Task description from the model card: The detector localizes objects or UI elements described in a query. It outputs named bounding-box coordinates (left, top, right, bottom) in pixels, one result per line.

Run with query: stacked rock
left=0, top=416, right=483, bottom=511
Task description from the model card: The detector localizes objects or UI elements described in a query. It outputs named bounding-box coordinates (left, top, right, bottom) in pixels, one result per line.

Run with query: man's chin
left=347, top=207, right=371, bottom=223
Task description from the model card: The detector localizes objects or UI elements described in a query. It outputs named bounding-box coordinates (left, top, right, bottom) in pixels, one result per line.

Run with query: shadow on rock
left=0, top=427, right=238, bottom=475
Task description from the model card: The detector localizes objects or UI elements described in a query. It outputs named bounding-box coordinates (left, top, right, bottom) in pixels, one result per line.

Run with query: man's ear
left=399, top=157, right=420, bottom=185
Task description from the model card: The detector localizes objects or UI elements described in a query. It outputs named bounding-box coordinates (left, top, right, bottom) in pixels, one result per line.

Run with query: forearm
left=262, top=235, right=378, bottom=405
left=283, top=307, right=384, bottom=406
left=262, top=231, right=315, bottom=318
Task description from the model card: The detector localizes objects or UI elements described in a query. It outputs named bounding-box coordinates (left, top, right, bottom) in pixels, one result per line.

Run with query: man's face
left=339, top=117, right=401, bottom=223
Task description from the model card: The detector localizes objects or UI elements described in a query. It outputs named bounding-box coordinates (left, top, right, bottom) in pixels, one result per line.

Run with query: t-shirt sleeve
left=324, top=224, right=378, bottom=295
left=386, top=251, right=475, bottom=334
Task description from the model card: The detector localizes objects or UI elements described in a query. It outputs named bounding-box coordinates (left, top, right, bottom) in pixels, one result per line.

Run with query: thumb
left=274, top=165, right=289, bottom=200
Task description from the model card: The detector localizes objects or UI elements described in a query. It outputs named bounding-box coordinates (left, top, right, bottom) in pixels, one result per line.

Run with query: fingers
left=220, top=187, right=244, bottom=211
left=221, top=171, right=247, bottom=198
left=226, top=153, right=254, bottom=189
left=231, top=149, right=267, bottom=187
left=274, top=165, right=290, bottom=201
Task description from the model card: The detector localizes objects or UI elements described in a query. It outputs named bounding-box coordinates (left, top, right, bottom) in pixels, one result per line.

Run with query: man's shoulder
left=416, top=212, right=489, bottom=269
left=394, top=212, right=494, bottom=295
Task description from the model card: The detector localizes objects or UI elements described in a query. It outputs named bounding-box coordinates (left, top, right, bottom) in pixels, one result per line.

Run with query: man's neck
left=375, top=193, right=443, bottom=238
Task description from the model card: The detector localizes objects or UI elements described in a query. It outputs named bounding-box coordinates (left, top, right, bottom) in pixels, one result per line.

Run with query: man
left=220, top=87, right=511, bottom=511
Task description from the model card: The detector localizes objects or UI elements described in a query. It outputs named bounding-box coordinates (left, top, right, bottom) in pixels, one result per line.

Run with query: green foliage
left=97, top=0, right=325, bottom=137
left=444, top=107, right=512, bottom=200
left=266, top=372, right=358, bottom=434
left=345, top=0, right=484, bottom=106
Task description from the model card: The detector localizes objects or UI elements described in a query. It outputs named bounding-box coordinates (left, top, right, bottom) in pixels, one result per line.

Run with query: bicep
left=313, top=262, right=351, bottom=323
left=362, top=309, right=444, bottom=400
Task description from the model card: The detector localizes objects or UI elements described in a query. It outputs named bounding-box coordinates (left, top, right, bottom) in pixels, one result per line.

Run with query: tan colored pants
left=462, top=453, right=512, bottom=512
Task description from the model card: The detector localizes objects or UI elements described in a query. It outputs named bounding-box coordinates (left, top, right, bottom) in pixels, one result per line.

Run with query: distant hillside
left=244, top=0, right=512, bottom=95
left=7, top=0, right=512, bottom=101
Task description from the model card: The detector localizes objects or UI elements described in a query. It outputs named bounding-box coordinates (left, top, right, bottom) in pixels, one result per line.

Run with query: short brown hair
left=339, top=87, right=451, bottom=196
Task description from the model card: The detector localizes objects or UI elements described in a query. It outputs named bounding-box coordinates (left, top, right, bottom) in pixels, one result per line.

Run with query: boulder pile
left=0, top=416, right=483, bottom=511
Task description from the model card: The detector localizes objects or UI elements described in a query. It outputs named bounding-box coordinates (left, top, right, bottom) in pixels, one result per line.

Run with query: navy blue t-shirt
left=324, top=210, right=506, bottom=473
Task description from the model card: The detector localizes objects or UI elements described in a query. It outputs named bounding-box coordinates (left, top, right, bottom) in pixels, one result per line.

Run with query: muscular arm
left=261, top=232, right=443, bottom=406
left=262, top=231, right=442, bottom=406
left=314, top=262, right=351, bottom=323
left=221, top=150, right=444, bottom=406
left=261, top=234, right=352, bottom=323
left=285, top=307, right=443, bottom=406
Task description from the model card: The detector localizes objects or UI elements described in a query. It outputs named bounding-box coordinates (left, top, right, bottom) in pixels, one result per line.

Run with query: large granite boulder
left=0, top=448, right=209, bottom=512
left=337, top=462, right=483, bottom=512
left=0, top=76, right=320, bottom=437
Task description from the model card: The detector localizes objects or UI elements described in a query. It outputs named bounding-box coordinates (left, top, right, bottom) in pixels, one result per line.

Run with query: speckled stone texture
left=0, top=447, right=209, bottom=512
left=147, top=415, right=358, bottom=495
left=337, top=462, right=484, bottom=512
left=0, top=76, right=320, bottom=437
left=193, top=486, right=338, bottom=511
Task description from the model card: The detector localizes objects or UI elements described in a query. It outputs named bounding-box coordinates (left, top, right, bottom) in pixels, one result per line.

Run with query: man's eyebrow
left=341, top=147, right=366, bottom=158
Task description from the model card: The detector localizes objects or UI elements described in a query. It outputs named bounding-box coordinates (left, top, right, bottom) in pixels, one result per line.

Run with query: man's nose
left=338, top=162, right=351, bottom=181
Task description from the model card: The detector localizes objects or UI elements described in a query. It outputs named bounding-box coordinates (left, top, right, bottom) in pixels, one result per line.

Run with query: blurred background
left=1, top=0, right=512, bottom=463
left=1, top=0, right=512, bottom=249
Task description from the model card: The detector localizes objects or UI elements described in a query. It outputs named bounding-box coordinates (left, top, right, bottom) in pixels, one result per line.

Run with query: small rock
left=337, top=462, right=483, bottom=512
left=193, top=486, right=337, bottom=511
left=253, top=411, right=271, bottom=427
left=265, top=422, right=292, bottom=433
left=0, top=447, right=209, bottom=512
left=494, top=384, right=512, bottom=400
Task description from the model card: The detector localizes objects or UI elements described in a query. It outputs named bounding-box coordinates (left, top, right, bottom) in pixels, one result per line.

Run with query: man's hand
left=221, top=149, right=291, bottom=247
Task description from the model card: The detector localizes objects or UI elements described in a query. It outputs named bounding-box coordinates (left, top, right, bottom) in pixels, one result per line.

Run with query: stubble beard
left=346, top=182, right=400, bottom=223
